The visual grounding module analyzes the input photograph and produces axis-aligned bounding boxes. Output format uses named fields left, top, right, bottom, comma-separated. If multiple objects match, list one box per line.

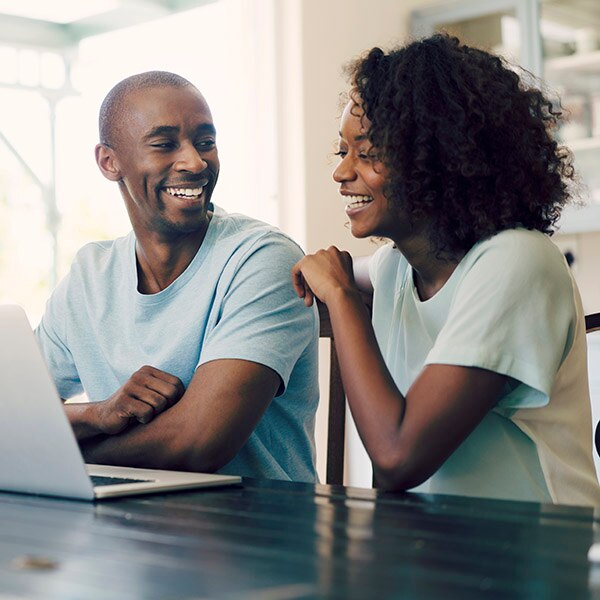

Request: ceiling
left=0, top=0, right=215, bottom=50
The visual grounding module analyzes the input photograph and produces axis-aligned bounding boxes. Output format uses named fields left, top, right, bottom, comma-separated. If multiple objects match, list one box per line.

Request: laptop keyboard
left=90, top=475, right=155, bottom=487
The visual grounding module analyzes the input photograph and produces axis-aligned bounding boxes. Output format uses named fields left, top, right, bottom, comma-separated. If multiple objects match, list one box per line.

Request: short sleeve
left=425, top=231, right=576, bottom=408
left=198, top=234, right=318, bottom=394
left=34, top=274, right=84, bottom=399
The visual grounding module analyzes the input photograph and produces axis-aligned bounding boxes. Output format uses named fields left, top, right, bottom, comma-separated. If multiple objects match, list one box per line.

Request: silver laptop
left=0, top=304, right=241, bottom=500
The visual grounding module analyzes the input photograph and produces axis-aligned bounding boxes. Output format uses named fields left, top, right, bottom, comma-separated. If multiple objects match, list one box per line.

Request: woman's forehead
left=340, top=100, right=370, bottom=137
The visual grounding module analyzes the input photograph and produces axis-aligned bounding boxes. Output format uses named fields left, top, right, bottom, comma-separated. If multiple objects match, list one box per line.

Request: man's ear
left=95, top=143, right=122, bottom=182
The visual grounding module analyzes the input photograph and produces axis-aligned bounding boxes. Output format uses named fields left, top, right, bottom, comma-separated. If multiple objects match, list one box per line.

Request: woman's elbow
left=371, top=446, right=433, bottom=492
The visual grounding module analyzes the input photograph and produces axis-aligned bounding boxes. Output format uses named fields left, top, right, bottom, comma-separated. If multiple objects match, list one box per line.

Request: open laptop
left=0, top=304, right=241, bottom=500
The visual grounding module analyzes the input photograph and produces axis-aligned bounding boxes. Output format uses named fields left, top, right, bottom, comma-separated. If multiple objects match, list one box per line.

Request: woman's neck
left=393, top=234, right=464, bottom=301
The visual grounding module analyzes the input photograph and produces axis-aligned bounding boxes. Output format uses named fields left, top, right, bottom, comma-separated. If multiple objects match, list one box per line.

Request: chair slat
left=318, top=300, right=345, bottom=486
left=585, top=312, right=600, bottom=458
left=586, top=312, right=600, bottom=334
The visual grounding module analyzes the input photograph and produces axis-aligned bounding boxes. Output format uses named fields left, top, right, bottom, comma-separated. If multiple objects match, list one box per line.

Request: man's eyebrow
left=194, top=123, right=217, bottom=136
left=143, top=125, right=179, bottom=140
left=143, top=123, right=217, bottom=141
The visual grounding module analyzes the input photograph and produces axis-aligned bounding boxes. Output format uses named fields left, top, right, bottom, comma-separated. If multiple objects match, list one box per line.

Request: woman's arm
left=292, top=247, right=506, bottom=490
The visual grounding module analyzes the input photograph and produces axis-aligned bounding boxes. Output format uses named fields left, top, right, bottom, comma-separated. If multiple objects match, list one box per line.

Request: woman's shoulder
left=369, top=242, right=409, bottom=279
left=467, top=228, right=568, bottom=276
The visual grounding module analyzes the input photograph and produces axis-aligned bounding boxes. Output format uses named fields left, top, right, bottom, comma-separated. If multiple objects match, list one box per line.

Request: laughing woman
left=292, top=34, right=600, bottom=505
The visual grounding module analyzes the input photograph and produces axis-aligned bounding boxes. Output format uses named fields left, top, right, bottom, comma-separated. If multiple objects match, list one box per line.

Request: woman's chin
left=349, top=222, right=373, bottom=239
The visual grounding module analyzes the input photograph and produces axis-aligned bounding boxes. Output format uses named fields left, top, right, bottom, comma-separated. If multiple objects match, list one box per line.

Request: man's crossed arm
left=65, top=359, right=280, bottom=472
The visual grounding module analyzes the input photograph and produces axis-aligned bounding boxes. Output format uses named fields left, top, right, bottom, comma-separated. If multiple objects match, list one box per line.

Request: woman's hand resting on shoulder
left=292, top=246, right=357, bottom=307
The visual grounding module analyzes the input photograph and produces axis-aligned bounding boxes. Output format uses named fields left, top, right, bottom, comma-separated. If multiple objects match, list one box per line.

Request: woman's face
left=333, top=101, right=405, bottom=240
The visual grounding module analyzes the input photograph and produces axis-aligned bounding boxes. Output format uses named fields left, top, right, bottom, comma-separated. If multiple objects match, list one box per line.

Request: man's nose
left=174, top=142, right=207, bottom=172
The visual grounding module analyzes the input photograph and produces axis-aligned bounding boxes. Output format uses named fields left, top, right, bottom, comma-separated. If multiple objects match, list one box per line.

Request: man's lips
left=161, top=179, right=210, bottom=200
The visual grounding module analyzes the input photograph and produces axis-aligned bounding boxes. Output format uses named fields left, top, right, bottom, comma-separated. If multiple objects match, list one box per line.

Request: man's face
left=108, top=85, right=219, bottom=239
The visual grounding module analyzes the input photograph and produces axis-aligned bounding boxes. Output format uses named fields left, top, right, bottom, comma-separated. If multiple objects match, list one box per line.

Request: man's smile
left=164, top=186, right=205, bottom=200
left=160, top=177, right=211, bottom=203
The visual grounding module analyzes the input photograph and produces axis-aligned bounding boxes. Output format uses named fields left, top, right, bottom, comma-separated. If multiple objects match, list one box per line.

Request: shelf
left=557, top=203, right=600, bottom=234
left=545, top=49, right=600, bottom=74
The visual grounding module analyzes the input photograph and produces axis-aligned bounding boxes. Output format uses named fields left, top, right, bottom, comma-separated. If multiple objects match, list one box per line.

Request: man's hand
left=66, top=366, right=184, bottom=440
left=96, top=366, right=185, bottom=434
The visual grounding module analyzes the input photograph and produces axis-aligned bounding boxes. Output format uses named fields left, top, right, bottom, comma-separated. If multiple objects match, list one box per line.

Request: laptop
left=0, top=304, right=241, bottom=500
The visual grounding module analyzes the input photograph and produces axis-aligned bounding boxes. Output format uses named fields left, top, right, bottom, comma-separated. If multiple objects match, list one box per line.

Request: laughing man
left=35, top=71, right=318, bottom=481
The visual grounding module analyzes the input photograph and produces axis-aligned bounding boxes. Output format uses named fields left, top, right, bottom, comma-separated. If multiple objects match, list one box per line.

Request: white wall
left=276, top=0, right=431, bottom=255
left=273, top=0, right=442, bottom=485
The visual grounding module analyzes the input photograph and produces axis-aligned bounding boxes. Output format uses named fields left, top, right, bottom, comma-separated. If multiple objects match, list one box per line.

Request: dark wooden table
left=1, top=478, right=599, bottom=599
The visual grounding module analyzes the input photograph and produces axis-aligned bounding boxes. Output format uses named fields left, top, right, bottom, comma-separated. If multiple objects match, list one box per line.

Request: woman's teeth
left=345, top=195, right=373, bottom=209
left=165, top=187, right=203, bottom=199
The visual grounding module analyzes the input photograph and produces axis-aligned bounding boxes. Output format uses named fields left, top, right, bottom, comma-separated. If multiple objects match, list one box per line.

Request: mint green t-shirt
left=369, top=228, right=600, bottom=505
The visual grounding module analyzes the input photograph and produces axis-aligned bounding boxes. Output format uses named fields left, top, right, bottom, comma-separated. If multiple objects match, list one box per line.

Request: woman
left=292, top=34, right=600, bottom=505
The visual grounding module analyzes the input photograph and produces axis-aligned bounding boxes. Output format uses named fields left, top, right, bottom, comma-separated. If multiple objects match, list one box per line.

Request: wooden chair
left=587, top=313, right=600, bottom=334
left=317, top=300, right=346, bottom=485
left=586, top=313, right=600, bottom=457
left=318, top=295, right=372, bottom=486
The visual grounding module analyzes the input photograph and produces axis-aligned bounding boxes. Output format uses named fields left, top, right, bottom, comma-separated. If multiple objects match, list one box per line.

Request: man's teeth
left=165, top=187, right=204, bottom=198
left=345, top=195, right=373, bottom=209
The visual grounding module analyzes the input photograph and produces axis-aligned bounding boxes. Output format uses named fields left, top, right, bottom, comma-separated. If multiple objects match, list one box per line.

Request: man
left=34, top=71, right=319, bottom=482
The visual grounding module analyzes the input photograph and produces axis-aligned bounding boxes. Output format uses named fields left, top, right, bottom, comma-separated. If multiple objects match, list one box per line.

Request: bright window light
left=0, top=0, right=277, bottom=323
left=0, top=0, right=120, bottom=23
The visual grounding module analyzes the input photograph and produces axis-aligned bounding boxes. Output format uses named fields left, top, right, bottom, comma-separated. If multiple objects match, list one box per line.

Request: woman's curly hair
left=347, top=33, right=575, bottom=256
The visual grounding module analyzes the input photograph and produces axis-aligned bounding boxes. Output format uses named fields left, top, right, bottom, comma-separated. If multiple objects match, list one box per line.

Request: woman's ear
left=95, top=143, right=122, bottom=182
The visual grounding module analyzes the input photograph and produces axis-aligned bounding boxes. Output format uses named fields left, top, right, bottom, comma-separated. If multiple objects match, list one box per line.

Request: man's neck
left=134, top=222, right=211, bottom=295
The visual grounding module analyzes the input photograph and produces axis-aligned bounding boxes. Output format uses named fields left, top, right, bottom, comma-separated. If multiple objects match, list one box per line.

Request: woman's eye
left=334, top=150, right=347, bottom=158
left=362, top=151, right=380, bottom=162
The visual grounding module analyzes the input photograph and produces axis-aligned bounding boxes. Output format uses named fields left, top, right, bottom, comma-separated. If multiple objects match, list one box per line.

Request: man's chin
left=151, top=211, right=211, bottom=238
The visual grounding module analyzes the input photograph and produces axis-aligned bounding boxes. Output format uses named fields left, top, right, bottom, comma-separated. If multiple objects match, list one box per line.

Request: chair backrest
left=318, top=294, right=373, bottom=486
left=585, top=313, right=600, bottom=457
left=587, top=313, right=600, bottom=334
left=317, top=300, right=346, bottom=486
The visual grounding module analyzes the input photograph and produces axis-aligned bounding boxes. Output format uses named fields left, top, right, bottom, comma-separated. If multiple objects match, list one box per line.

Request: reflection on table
left=0, top=477, right=598, bottom=599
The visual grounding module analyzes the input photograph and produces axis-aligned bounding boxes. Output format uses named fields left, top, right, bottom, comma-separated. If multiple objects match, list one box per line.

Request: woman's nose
left=333, top=156, right=355, bottom=183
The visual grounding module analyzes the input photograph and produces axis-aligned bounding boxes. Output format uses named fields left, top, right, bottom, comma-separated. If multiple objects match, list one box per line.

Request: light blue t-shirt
left=370, top=228, right=600, bottom=505
left=35, top=206, right=319, bottom=482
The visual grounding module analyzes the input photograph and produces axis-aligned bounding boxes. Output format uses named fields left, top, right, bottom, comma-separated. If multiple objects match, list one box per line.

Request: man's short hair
left=99, top=71, right=195, bottom=148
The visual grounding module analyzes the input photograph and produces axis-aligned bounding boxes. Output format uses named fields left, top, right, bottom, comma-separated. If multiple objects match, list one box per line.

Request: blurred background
left=1, top=0, right=599, bottom=485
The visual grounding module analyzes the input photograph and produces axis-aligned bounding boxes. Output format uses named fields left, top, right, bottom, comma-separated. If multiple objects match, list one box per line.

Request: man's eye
left=196, top=139, right=216, bottom=150
left=151, top=142, right=176, bottom=149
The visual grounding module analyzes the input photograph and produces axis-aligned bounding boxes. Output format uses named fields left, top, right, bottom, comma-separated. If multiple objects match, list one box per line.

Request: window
left=0, top=0, right=277, bottom=323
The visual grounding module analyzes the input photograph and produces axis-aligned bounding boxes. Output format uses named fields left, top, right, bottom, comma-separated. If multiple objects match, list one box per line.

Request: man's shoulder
left=211, top=207, right=304, bottom=257
left=71, top=232, right=133, bottom=274
left=75, top=232, right=131, bottom=255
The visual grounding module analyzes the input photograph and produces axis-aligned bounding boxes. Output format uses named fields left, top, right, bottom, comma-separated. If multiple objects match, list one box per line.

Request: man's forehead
left=110, top=86, right=214, bottom=148
left=124, top=85, right=211, bottom=119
